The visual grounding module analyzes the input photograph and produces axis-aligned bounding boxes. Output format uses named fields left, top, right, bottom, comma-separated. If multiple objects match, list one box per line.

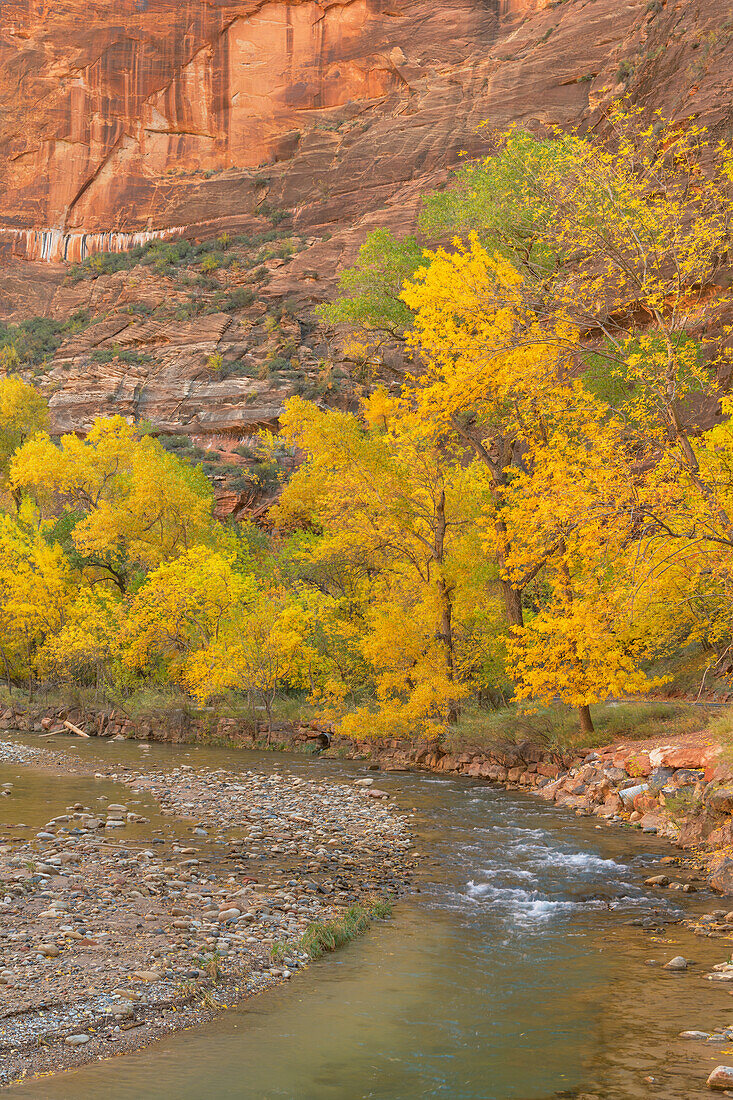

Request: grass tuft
left=299, top=899, right=393, bottom=960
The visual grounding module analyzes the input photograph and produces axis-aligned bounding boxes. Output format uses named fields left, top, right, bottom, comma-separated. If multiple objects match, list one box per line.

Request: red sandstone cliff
left=0, top=0, right=731, bottom=507
left=3, top=0, right=730, bottom=263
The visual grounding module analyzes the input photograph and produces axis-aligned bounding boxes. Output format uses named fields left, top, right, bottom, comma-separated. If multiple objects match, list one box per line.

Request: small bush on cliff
left=0, top=314, right=89, bottom=369
left=221, top=287, right=255, bottom=311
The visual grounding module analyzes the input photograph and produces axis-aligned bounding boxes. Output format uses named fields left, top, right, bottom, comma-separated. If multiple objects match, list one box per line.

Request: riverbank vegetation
left=445, top=700, right=712, bottom=753
left=274, top=898, right=394, bottom=963
left=2, top=104, right=733, bottom=744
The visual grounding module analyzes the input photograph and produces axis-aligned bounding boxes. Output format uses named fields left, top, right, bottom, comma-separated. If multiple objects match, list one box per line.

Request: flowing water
left=3, top=735, right=731, bottom=1100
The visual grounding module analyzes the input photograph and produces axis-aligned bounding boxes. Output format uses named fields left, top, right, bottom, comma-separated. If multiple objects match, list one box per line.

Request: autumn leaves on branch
left=2, top=103, right=733, bottom=738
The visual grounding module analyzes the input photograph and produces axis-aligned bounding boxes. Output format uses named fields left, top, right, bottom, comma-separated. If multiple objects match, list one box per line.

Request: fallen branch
left=63, top=719, right=90, bottom=738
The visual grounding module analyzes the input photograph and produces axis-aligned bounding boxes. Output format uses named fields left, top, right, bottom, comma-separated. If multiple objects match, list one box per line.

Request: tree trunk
left=447, top=421, right=527, bottom=631
left=434, top=489, right=459, bottom=724
left=437, top=576, right=458, bottom=724
left=494, top=509, right=524, bottom=628
left=501, top=580, right=524, bottom=628
left=0, top=645, right=12, bottom=694
left=578, top=704, right=594, bottom=736
left=264, top=694, right=273, bottom=745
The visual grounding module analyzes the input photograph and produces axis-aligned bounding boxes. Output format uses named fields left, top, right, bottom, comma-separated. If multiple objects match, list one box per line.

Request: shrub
left=250, top=460, right=280, bottom=490
left=0, top=312, right=90, bottom=368
left=200, top=253, right=223, bottom=274
left=159, top=435, right=193, bottom=452
left=222, top=287, right=255, bottom=311
left=234, top=441, right=257, bottom=460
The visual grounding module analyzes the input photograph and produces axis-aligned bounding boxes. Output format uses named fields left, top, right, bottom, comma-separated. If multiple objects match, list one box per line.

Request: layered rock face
left=0, top=0, right=731, bottom=470
left=0, top=0, right=504, bottom=259
left=3, top=0, right=730, bottom=261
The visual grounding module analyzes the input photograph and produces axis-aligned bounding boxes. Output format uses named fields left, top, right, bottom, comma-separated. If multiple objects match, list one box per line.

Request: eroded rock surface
left=0, top=0, right=731, bottom=494
left=2, top=0, right=731, bottom=266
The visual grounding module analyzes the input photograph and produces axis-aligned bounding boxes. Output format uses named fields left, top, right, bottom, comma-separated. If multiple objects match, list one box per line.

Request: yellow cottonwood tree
left=0, top=504, right=72, bottom=696
left=11, top=416, right=214, bottom=590
left=630, top=399, right=733, bottom=663
left=187, top=587, right=310, bottom=737
left=37, top=587, right=124, bottom=689
left=498, top=384, right=657, bottom=732
left=0, top=377, right=47, bottom=501
left=122, top=549, right=246, bottom=688
left=428, top=109, right=733, bottom=592
left=276, top=391, right=499, bottom=735
left=401, top=234, right=578, bottom=628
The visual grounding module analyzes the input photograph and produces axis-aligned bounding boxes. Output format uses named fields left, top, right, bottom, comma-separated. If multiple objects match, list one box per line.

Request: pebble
left=218, top=908, right=241, bottom=922
left=664, top=956, right=688, bottom=971
left=706, top=972, right=733, bottom=983
left=0, top=736, right=415, bottom=1084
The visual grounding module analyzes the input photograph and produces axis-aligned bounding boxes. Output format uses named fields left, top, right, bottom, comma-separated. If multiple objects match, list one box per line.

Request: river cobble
left=0, top=741, right=415, bottom=1087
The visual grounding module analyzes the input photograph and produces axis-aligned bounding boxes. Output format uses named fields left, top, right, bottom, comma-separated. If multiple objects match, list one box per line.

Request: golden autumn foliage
left=10, top=417, right=215, bottom=589
left=0, top=376, right=47, bottom=498
left=0, top=501, right=72, bottom=696
left=275, top=392, right=505, bottom=736
left=0, top=106, right=732, bottom=738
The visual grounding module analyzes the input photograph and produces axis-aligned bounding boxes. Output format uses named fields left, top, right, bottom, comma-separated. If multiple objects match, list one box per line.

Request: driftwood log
left=63, top=719, right=90, bottom=738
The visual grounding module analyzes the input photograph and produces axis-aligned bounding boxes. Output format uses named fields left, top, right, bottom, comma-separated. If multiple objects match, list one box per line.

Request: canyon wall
left=3, top=0, right=730, bottom=262
left=0, top=0, right=731, bottom=481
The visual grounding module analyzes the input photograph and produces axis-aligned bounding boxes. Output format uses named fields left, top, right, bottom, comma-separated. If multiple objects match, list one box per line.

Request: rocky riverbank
left=356, top=733, right=733, bottom=895
left=6, top=724, right=733, bottom=1093
left=5, top=700, right=733, bottom=893
left=0, top=738, right=414, bottom=1089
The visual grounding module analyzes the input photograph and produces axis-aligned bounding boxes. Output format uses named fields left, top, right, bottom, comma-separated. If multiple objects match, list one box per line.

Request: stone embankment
left=0, top=737, right=414, bottom=1087
left=353, top=735, right=733, bottom=894
left=0, top=702, right=330, bottom=751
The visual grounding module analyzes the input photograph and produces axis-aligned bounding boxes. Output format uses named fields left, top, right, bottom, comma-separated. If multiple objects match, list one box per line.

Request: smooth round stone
left=663, top=956, right=688, bottom=971
left=218, top=908, right=241, bottom=922
left=707, top=1065, right=733, bottom=1090
left=65, top=1034, right=91, bottom=1046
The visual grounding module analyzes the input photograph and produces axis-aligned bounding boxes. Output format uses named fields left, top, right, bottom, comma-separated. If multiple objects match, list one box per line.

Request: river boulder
left=707, top=1065, right=733, bottom=1090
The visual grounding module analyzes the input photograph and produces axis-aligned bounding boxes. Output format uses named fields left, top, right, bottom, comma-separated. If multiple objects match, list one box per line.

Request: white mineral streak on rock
left=0, top=226, right=185, bottom=264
